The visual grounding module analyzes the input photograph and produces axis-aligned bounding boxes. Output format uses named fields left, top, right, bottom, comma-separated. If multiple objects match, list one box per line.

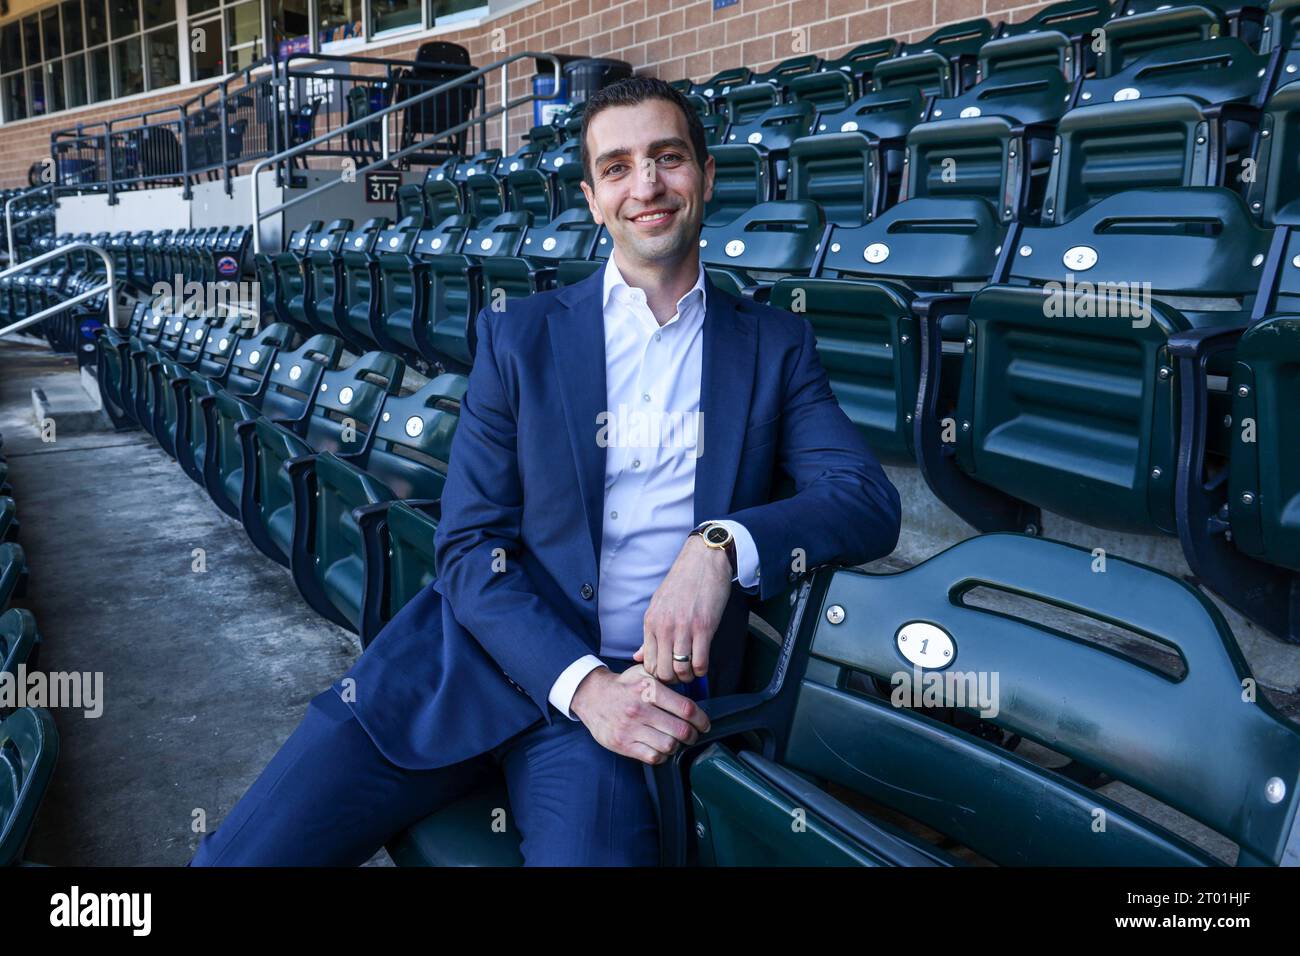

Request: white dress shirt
left=547, top=256, right=760, bottom=719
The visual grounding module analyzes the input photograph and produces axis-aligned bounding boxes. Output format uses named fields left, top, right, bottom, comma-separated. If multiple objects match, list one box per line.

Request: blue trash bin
left=533, top=73, right=569, bottom=127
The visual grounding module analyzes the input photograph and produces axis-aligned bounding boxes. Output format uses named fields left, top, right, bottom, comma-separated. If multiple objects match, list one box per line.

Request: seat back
left=1098, top=1, right=1243, bottom=76
left=256, top=334, right=346, bottom=425
left=359, top=372, right=469, bottom=500
left=781, top=534, right=1300, bottom=865
left=816, top=39, right=900, bottom=96
left=984, top=0, right=1113, bottom=75
left=698, top=200, right=825, bottom=296
left=301, top=350, right=405, bottom=455
left=873, top=18, right=995, bottom=96
left=1246, top=80, right=1300, bottom=225
left=0, top=707, right=58, bottom=866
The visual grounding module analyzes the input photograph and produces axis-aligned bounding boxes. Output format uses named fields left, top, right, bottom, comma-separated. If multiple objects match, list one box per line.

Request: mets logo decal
left=216, top=256, right=239, bottom=277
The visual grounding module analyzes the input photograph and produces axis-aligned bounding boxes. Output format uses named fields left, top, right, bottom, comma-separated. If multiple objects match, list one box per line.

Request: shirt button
left=580, top=583, right=594, bottom=600
left=632, top=459, right=641, bottom=468
left=610, top=510, right=618, bottom=520
left=654, top=332, right=662, bottom=341
left=642, top=393, right=651, bottom=402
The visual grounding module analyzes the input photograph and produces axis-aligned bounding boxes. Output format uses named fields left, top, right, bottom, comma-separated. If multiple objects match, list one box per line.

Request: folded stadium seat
left=1245, top=78, right=1300, bottom=222
left=0, top=543, right=27, bottom=610
left=717, top=100, right=815, bottom=199
left=704, top=143, right=772, bottom=226
left=144, top=230, right=172, bottom=288
left=872, top=18, right=997, bottom=97
left=0, top=498, right=16, bottom=543
left=126, top=231, right=153, bottom=291
left=106, top=231, right=133, bottom=292
left=900, top=64, right=1071, bottom=224
left=807, top=86, right=929, bottom=215
left=649, top=535, right=1300, bottom=866
left=452, top=150, right=505, bottom=221
left=1260, top=0, right=1300, bottom=74
left=917, top=187, right=1269, bottom=538
left=417, top=212, right=532, bottom=371
left=1099, top=0, right=1266, bottom=76
left=479, top=208, right=601, bottom=306
left=813, top=39, right=903, bottom=101
left=500, top=126, right=551, bottom=175
left=419, top=165, right=467, bottom=220
left=286, top=373, right=464, bottom=635
left=182, top=322, right=298, bottom=486
left=1040, top=38, right=1270, bottom=226
left=125, top=298, right=185, bottom=433
left=554, top=226, right=611, bottom=287
left=273, top=221, right=328, bottom=337
left=304, top=220, right=357, bottom=341
left=767, top=196, right=1005, bottom=463
left=254, top=247, right=282, bottom=328
left=386, top=572, right=791, bottom=866
left=93, top=301, right=150, bottom=429
left=677, top=66, right=754, bottom=103
left=1173, top=209, right=1300, bottom=642
left=983, top=0, right=1114, bottom=78
left=143, top=312, right=228, bottom=456
left=697, top=200, right=825, bottom=299
left=338, top=217, right=399, bottom=352
left=718, top=82, right=782, bottom=128
left=505, top=135, right=582, bottom=223
left=378, top=215, right=475, bottom=368
left=0, top=707, right=58, bottom=867
left=240, top=350, right=404, bottom=569
left=0, top=607, right=38, bottom=682
left=202, top=334, right=345, bottom=519
left=395, top=182, right=431, bottom=228
left=753, top=54, right=824, bottom=88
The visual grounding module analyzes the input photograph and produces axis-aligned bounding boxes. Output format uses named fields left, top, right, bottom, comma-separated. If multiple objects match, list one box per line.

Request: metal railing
left=0, top=242, right=119, bottom=337
left=250, top=51, right=563, bottom=254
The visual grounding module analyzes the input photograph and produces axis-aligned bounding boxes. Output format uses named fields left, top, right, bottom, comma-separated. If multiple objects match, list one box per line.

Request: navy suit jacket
left=335, top=268, right=902, bottom=770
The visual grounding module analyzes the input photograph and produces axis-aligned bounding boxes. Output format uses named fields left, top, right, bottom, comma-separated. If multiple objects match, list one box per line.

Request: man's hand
left=636, top=533, right=733, bottom=683
left=571, top=665, right=711, bottom=765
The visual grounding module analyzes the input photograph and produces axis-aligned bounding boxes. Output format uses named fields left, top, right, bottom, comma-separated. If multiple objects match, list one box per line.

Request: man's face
left=580, top=98, right=715, bottom=271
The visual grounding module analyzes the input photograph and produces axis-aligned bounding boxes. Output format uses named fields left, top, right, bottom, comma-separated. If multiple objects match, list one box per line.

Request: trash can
left=533, top=72, right=568, bottom=127
left=563, top=58, right=634, bottom=107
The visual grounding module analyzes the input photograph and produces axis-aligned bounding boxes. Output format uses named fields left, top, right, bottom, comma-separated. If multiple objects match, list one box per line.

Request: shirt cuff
left=702, top=519, right=760, bottom=590
left=548, top=654, right=606, bottom=720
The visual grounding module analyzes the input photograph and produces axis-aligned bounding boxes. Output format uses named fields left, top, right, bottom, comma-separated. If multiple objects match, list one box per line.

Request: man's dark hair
left=579, top=76, right=709, bottom=187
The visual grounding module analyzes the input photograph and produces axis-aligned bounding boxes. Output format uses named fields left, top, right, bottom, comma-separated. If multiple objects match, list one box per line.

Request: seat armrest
left=1167, top=325, right=1245, bottom=358
left=910, top=292, right=973, bottom=320
left=284, top=453, right=318, bottom=475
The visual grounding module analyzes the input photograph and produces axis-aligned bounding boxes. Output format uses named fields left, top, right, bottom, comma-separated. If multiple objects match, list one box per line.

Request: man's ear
left=702, top=153, right=716, bottom=205
left=579, top=180, right=604, bottom=226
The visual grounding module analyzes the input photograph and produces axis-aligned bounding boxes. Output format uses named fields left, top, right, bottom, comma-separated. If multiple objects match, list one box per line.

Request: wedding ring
left=672, top=653, right=691, bottom=663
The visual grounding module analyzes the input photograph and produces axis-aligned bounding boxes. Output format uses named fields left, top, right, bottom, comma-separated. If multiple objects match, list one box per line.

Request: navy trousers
left=190, top=660, right=659, bottom=867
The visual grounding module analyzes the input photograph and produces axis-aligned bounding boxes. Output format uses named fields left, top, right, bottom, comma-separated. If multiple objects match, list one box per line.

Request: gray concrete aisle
left=0, top=341, right=365, bottom=865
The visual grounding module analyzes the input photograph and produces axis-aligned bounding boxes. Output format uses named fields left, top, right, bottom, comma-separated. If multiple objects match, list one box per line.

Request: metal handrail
left=4, top=184, right=58, bottom=268
left=251, top=50, right=563, bottom=254
left=0, top=241, right=118, bottom=337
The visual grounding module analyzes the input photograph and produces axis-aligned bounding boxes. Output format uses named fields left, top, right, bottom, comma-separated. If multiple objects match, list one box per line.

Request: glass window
left=189, top=14, right=225, bottom=80
left=227, top=0, right=263, bottom=72
left=63, top=0, right=85, bottom=52
left=371, top=0, right=420, bottom=35
left=113, top=36, right=143, bottom=95
left=46, top=59, right=67, bottom=111
left=42, top=7, right=63, bottom=60
left=89, top=45, right=112, bottom=101
left=430, top=0, right=483, bottom=23
left=3, top=73, right=26, bottom=121
left=189, top=0, right=221, bottom=15
left=66, top=53, right=89, bottom=107
left=1, top=24, right=21, bottom=65
left=85, top=0, right=109, bottom=45
left=109, top=0, right=141, bottom=39
left=23, top=16, right=41, bottom=67
left=143, top=0, right=175, bottom=30
left=145, top=26, right=178, bottom=88
left=271, top=0, right=310, bottom=57
left=319, top=0, right=362, bottom=45
left=28, top=66, right=47, bottom=115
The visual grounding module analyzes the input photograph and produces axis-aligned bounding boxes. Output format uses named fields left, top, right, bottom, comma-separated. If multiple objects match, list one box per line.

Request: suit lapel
left=546, top=269, right=759, bottom=571
left=693, top=277, right=758, bottom=526
left=548, top=271, right=609, bottom=567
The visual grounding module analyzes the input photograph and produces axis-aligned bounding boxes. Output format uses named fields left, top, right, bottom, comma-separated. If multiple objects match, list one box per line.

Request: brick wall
left=0, top=0, right=1054, bottom=188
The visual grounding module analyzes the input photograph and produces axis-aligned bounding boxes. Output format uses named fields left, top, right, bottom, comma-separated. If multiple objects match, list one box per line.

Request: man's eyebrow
left=592, top=138, right=693, bottom=172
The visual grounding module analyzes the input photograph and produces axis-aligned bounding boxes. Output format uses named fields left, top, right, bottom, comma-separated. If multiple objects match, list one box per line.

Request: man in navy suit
left=191, top=76, right=901, bottom=866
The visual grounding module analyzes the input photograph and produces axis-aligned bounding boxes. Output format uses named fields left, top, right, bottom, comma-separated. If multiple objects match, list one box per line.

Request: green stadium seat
left=656, top=534, right=1300, bottom=866
left=697, top=200, right=825, bottom=298
left=0, top=608, right=39, bottom=678
left=0, top=542, right=27, bottom=610
left=0, top=708, right=58, bottom=867
left=872, top=18, right=995, bottom=97
left=479, top=207, right=600, bottom=302
left=341, top=218, right=407, bottom=352
left=240, top=350, right=403, bottom=570
left=919, top=187, right=1269, bottom=537
left=1245, top=79, right=1300, bottom=224
left=378, top=215, right=474, bottom=366
left=769, top=196, right=1006, bottom=463
left=0, top=498, right=16, bottom=543
left=272, top=221, right=325, bottom=336
left=288, top=374, right=465, bottom=636
left=303, top=220, right=355, bottom=339
left=1098, top=1, right=1263, bottom=76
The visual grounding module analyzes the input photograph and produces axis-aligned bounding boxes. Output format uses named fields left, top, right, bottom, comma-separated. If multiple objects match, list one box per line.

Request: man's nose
left=628, top=159, right=665, bottom=202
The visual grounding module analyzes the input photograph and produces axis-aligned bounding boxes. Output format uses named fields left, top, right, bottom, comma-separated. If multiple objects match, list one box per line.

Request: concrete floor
left=3, top=332, right=1298, bottom=867
left=0, top=340, right=372, bottom=866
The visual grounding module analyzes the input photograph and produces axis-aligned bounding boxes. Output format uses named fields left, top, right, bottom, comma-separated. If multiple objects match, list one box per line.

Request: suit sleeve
left=434, top=308, right=598, bottom=723
left=722, top=316, right=902, bottom=600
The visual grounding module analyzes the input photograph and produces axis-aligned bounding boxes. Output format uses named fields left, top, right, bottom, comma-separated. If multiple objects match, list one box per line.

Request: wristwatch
left=690, top=521, right=737, bottom=577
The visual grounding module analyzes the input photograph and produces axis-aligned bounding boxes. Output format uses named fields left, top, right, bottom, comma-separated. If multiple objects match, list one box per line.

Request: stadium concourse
left=1, top=0, right=1299, bottom=869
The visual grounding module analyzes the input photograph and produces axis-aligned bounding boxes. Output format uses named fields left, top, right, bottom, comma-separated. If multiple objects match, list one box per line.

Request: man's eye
left=603, top=163, right=627, bottom=176
left=657, top=153, right=683, bottom=164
